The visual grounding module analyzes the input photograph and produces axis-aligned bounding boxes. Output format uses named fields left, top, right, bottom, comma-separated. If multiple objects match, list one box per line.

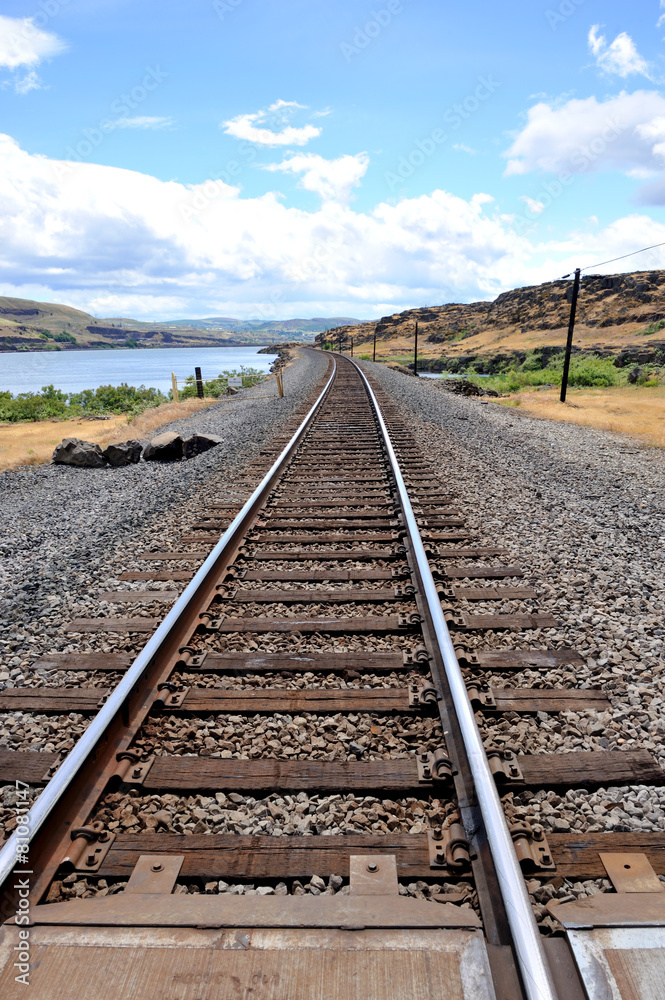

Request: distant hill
left=0, top=295, right=356, bottom=353
left=128, top=316, right=361, bottom=334
left=315, top=270, right=665, bottom=369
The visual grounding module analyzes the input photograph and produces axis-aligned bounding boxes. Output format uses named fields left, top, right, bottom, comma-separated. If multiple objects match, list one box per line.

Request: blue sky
left=1, top=0, right=665, bottom=320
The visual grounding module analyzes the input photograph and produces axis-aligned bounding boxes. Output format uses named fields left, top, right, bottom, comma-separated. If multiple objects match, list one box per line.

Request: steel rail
left=0, top=357, right=337, bottom=890
left=351, top=357, right=558, bottom=1000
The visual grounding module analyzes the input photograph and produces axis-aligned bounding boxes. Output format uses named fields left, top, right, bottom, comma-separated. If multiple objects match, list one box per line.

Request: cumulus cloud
left=264, top=152, right=369, bottom=204
left=223, top=99, right=321, bottom=147
left=503, top=91, right=665, bottom=188
left=588, top=26, right=651, bottom=78
left=0, top=15, right=66, bottom=68
left=1, top=131, right=663, bottom=319
left=110, top=116, right=174, bottom=130
left=0, top=15, right=66, bottom=93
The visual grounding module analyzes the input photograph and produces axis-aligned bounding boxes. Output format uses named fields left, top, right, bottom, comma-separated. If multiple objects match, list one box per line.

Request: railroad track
left=0, top=351, right=663, bottom=1000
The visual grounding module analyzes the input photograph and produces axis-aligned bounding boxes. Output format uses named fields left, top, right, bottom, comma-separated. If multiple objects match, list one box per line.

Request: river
left=0, top=346, right=276, bottom=396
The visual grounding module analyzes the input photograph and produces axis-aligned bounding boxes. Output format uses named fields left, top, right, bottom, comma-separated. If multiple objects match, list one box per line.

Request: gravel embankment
left=361, top=361, right=665, bottom=924
left=0, top=349, right=328, bottom=672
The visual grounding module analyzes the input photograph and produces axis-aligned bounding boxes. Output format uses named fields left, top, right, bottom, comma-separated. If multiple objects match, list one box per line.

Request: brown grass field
left=0, top=398, right=217, bottom=471
left=490, top=385, right=665, bottom=449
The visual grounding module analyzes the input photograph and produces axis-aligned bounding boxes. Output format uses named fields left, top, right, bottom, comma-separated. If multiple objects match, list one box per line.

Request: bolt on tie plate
left=60, top=821, right=116, bottom=873
left=510, top=823, right=556, bottom=873
left=175, top=646, right=208, bottom=670
left=417, top=748, right=456, bottom=788
left=428, top=822, right=474, bottom=871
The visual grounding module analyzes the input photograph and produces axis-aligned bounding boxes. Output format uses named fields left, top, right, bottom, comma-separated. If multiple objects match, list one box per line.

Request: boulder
left=52, top=437, right=106, bottom=468
left=182, top=433, right=222, bottom=459
left=142, top=431, right=183, bottom=462
left=102, top=440, right=142, bottom=467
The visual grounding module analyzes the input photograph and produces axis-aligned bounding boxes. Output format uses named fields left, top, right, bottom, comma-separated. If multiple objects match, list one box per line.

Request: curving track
left=0, top=352, right=663, bottom=1000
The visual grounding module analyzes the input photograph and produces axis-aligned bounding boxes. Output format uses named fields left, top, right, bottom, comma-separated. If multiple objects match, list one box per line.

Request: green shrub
left=0, top=385, right=72, bottom=422
left=358, top=353, right=371, bottom=360
left=70, top=383, right=168, bottom=415
left=468, top=354, right=624, bottom=393
left=0, top=382, right=167, bottom=423
left=54, top=331, right=76, bottom=344
left=178, top=367, right=264, bottom=400
left=640, top=319, right=665, bottom=336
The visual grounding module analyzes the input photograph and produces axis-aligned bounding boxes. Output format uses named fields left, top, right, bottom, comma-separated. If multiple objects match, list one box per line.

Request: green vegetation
left=178, top=367, right=264, bottom=400
left=37, top=329, right=77, bottom=344
left=461, top=351, right=649, bottom=393
left=0, top=383, right=168, bottom=423
left=639, top=319, right=665, bottom=337
left=358, top=353, right=371, bottom=360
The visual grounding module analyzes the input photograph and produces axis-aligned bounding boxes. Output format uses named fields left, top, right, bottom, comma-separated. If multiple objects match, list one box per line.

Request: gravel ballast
left=0, top=349, right=329, bottom=674
left=361, top=360, right=665, bottom=918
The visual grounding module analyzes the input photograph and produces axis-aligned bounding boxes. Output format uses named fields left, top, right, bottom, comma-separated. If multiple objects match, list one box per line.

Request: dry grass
left=0, top=398, right=217, bottom=472
left=492, top=385, right=665, bottom=448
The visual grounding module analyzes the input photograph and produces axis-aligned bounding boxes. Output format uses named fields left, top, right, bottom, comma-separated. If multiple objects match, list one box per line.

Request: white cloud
left=264, top=152, right=369, bottom=204
left=519, top=195, right=545, bottom=215
left=504, top=91, right=665, bottom=187
left=13, top=69, right=41, bottom=94
left=588, top=25, right=651, bottom=78
left=110, top=116, right=174, bottom=130
left=453, top=143, right=476, bottom=154
left=1, top=131, right=664, bottom=319
left=0, top=15, right=66, bottom=69
left=223, top=99, right=322, bottom=147
left=0, top=15, right=66, bottom=94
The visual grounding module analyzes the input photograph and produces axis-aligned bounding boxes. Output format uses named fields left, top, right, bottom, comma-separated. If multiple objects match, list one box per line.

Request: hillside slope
left=0, top=296, right=349, bottom=353
left=316, top=270, right=665, bottom=367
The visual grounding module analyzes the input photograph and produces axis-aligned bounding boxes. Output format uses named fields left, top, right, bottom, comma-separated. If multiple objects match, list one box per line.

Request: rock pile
left=52, top=432, right=222, bottom=469
left=434, top=378, right=499, bottom=397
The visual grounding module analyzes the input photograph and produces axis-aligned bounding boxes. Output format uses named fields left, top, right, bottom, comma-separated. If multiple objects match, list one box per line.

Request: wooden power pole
left=560, top=268, right=581, bottom=402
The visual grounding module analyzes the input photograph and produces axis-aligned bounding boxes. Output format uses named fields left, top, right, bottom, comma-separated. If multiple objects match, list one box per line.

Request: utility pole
left=560, top=268, right=581, bottom=403
left=351, top=337, right=354, bottom=357
left=372, top=327, right=376, bottom=362
left=414, top=321, right=419, bottom=376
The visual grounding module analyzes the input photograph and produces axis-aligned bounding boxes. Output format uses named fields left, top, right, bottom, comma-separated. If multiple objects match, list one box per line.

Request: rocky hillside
left=315, top=270, right=665, bottom=365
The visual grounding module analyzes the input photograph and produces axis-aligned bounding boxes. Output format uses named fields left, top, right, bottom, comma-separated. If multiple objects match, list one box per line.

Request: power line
left=562, top=240, right=665, bottom=279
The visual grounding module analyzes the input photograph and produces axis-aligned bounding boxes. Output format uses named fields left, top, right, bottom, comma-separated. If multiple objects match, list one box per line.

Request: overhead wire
left=561, top=240, right=665, bottom=279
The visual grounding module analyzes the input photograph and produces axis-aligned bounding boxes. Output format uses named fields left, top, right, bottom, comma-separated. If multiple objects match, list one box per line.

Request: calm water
left=0, top=346, right=275, bottom=396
